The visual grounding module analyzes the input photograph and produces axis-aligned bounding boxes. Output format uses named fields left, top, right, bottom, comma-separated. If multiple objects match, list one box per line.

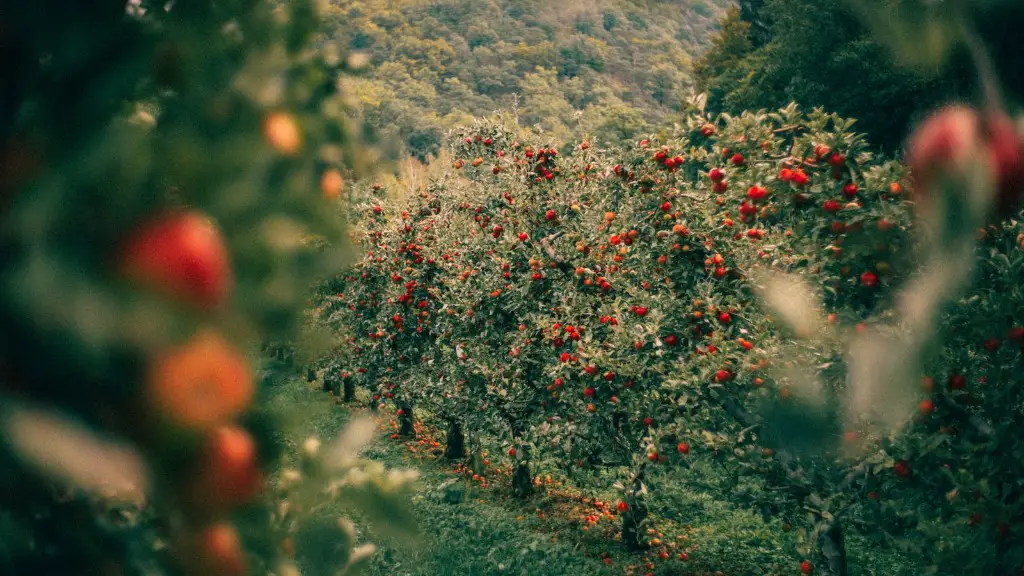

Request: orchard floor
left=263, top=376, right=918, bottom=576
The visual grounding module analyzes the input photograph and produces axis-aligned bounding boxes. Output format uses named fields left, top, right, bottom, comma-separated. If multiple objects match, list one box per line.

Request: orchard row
left=315, top=105, right=1024, bottom=574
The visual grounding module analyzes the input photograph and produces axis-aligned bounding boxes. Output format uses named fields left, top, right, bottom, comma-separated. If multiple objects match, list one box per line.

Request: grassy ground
left=262, top=375, right=916, bottom=576
left=263, top=378, right=621, bottom=575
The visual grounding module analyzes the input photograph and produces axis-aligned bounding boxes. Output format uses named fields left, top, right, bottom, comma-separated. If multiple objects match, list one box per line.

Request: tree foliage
left=316, top=98, right=1024, bottom=574
left=319, top=0, right=731, bottom=160
left=0, top=1, right=411, bottom=574
left=695, top=0, right=1024, bottom=152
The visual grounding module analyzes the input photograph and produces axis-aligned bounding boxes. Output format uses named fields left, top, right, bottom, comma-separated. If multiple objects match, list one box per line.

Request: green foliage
left=319, top=0, right=731, bottom=160
left=0, top=1, right=411, bottom=574
left=694, top=0, right=1024, bottom=152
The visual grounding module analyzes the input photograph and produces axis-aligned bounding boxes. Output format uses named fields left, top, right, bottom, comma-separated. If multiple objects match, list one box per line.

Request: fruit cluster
left=317, top=101, right=1024, bottom=572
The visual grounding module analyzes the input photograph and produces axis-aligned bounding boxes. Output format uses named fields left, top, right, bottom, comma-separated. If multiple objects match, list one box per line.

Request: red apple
left=893, top=460, right=910, bottom=478
left=187, top=425, right=263, bottom=512
left=192, top=523, right=247, bottom=576
left=118, top=211, right=231, bottom=308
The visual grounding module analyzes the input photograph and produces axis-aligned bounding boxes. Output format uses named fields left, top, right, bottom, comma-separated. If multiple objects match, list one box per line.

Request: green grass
left=261, top=375, right=917, bottom=576
left=263, top=378, right=619, bottom=575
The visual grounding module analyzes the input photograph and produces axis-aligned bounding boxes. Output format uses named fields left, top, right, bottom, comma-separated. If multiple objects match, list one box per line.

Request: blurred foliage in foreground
left=0, top=1, right=412, bottom=574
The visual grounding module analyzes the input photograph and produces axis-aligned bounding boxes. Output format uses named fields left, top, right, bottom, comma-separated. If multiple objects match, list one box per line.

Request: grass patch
left=262, top=376, right=915, bottom=575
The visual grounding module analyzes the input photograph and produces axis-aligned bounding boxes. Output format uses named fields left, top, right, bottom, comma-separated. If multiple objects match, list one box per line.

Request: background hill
left=320, top=0, right=732, bottom=160
left=694, top=0, right=1024, bottom=152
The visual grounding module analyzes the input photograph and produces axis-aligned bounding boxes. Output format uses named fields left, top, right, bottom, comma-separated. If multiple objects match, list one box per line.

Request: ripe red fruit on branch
left=715, top=369, right=732, bottom=382
left=508, top=447, right=517, bottom=457
left=717, top=312, right=731, bottom=324
left=677, top=442, right=689, bottom=455
left=118, top=211, right=231, bottom=309
left=192, top=523, right=247, bottom=576
left=709, top=168, right=725, bottom=182
left=730, top=153, right=745, bottom=166
left=800, top=560, right=814, bottom=574
left=949, top=374, right=966, bottom=390
left=746, top=186, right=767, bottom=201
left=188, top=425, right=263, bottom=511
left=545, top=209, right=557, bottom=221
left=823, top=199, right=840, bottom=213
left=907, top=106, right=980, bottom=191
left=860, top=271, right=878, bottom=288
left=919, top=399, right=934, bottom=415
left=985, top=110, right=1024, bottom=214
left=617, top=501, right=629, bottom=512
left=518, top=232, right=529, bottom=242
left=907, top=106, right=1024, bottom=214
left=893, top=460, right=911, bottom=478
left=147, top=330, right=253, bottom=432
left=584, top=387, right=595, bottom=397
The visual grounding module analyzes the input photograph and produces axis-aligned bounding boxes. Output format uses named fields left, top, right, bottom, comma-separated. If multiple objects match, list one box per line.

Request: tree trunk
left=818, top=519, right=847, bottom=576
left=306, top=368, right=316, bottom=382
left=512, top=459, right=533, bottom=498
left=343, top=379, right=355, bottom=402
left=398, top=401, right=414, bottom=436
left=621, top=470, right=650, bottom=551
left=469, top=449, right=484, bottom=474
left=445, top=420, right=465, bottom=460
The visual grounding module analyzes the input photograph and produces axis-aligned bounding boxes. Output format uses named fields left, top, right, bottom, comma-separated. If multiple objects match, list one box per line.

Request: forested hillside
left=319, top=0, right=731, bottom=160
left=695, top=0, right=1024, bottom=151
